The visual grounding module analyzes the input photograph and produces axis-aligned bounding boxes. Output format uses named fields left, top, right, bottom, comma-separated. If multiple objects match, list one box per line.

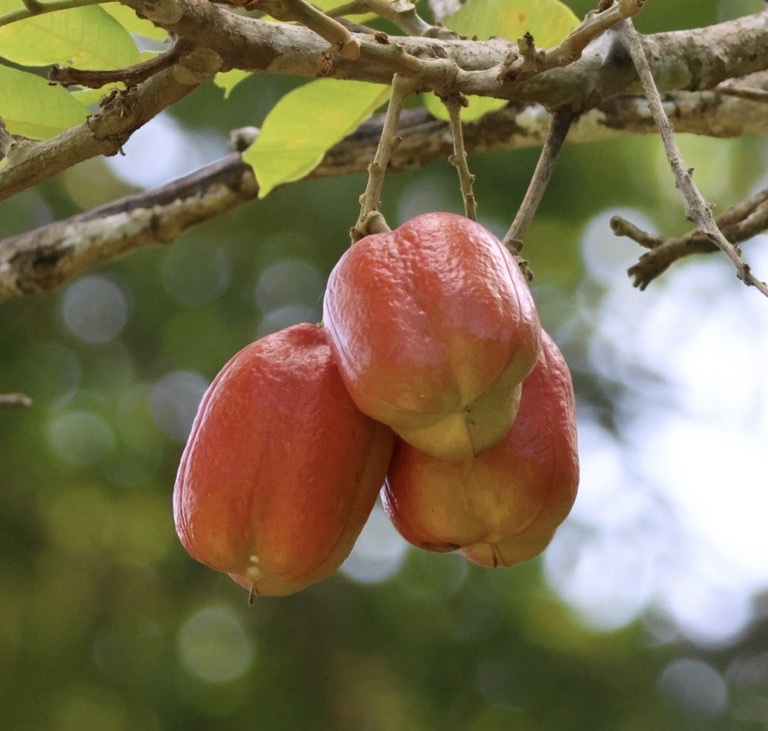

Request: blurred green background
left=2, top=1, right=768, bottom=728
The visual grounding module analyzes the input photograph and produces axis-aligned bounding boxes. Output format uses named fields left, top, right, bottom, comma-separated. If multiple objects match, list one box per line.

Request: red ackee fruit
left=173, top=323, right=395, bottom=597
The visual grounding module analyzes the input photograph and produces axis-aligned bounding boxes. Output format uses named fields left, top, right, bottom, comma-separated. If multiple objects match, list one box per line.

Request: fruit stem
left=352, top=74, right=419, bottom=242
left=503, top=110, right=573, bottom=253
left=443, top=92, right=477, bottom=221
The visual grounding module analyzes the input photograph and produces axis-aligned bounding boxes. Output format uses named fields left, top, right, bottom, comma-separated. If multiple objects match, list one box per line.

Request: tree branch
left=613, top=188, right=768, bottom=289
left=118, top=0, right=768, bottom=110
left=0, top=153, right=256, bottom=300
left=1, top=5, right=766, bottom=205
left=0, top=45, right=222, bottom=202
left=616, top=18, right=768, bottom=297
left=504, top=110, right=572, bottom=252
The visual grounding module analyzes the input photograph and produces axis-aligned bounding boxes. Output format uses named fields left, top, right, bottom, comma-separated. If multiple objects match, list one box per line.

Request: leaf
left=423, top=0, right=579, bottom=122
left=448, top=0, right=579, bottom=47
left=214, top=70, right=252, bottom=99
left=0, top=65, right=88, bottom=140
left=0, top=1, right=140, bottom=69
left=422, top=91, right=507, bottom=124
left=244, top=79, right=390, bottom=198
left=101, top=3, right=170, bottom=42
left=311, top=0, right=376, bottom=22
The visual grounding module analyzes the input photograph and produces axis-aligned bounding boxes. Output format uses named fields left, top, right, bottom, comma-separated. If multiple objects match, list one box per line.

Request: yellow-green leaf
left=244, top=79, right=390, bottom=198
left=0, top=1, right=140, bottom=69
left=448, top=0, right=579, bottom=47
left=0, top=65, right=88, bottom=140
left=424, top=0, right=579, bottom=122
left=101, top=3, right=170, bottom=42
left=311, top=0, right=376, bottom=22
left=214, top=69, right=252, bottom=99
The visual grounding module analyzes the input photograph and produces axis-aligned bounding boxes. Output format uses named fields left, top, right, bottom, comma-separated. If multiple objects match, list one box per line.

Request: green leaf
left=0, top=1, right=140, bottom=69
left=423, top=0, right=579, bottom=122
left=214, top=69, right=252, bottom=99
left=0, top=65, right=88, bottom=140
left=244, top=79, right=390, bottom=198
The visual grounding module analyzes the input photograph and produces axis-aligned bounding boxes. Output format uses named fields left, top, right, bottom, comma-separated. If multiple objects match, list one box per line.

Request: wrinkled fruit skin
left=173, top=323, right=395, bottom=597
left=323, top=212, right=541, bottom=461
left=382, top=330, right=578, bottom=568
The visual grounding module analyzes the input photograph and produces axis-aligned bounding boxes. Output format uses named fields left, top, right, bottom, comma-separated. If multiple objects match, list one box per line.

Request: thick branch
left=1, top=5, right=766, bottom=205
left=0, top=154, right=256, bottom=300
left=121, top=0, right=768, bottom=108
left=2, top=84, right=767, bottom=303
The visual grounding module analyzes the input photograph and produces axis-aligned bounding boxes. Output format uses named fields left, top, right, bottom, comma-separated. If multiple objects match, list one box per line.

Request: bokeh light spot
left=339, top=503, right=409, bottom=584
left=255, top=258, right=325, bottom=313
left=47, top=411, right=115, bottom=465
left=162, top=239, right=231, bottom=306
left=52, top=686, right=129, bottom=731
left=658, top=658, right=728, bottom=719
left=256, top=304, right=319, bottom=338
left=149, top=371, right=209, bottom=442
left=105, top=113, right=228, bottom=189
left=60, top=276, right=128, bottom=344
left=177, top=606, right=255, bottom=684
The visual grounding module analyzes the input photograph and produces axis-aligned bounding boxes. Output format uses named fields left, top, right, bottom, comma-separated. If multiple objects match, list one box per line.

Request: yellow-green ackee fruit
left=382, top=330, right=579, bottom=568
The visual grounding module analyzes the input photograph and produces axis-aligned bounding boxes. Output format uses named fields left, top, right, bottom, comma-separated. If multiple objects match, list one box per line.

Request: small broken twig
left=0, top=393, right=32, bottom=408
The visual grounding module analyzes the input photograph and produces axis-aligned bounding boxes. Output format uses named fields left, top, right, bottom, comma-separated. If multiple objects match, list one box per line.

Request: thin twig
left=616, top=19, right=768, bottom=297
left=544, top=0, right=645, bottom=68
left=443, top=93, right=477, bottom=220
left=49, top=41, right=188, bottom=89
left=498, top=0, right=646, bottom=83
left=353, top=75, right=417, bottom=241
left=255, top=0, right=361, bottom=59
left=503, top=110, right=573, bottom=251
left=327, top=0, right=429, bottom=35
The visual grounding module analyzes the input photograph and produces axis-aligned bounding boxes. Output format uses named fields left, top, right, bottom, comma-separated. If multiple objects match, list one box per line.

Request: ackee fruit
left=173, top=323, right=395, bottom=597
left=323, top=212, right=541, bottom=461
left=381, top=329, right=578, bottom=567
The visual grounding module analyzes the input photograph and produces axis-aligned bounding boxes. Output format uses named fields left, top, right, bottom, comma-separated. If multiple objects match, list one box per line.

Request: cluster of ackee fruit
left=173, top=213, right=579, bottom=597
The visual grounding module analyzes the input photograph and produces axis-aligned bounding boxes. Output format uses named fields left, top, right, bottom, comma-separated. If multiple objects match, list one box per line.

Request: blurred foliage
left=2, top=0, right=768, bottom=729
